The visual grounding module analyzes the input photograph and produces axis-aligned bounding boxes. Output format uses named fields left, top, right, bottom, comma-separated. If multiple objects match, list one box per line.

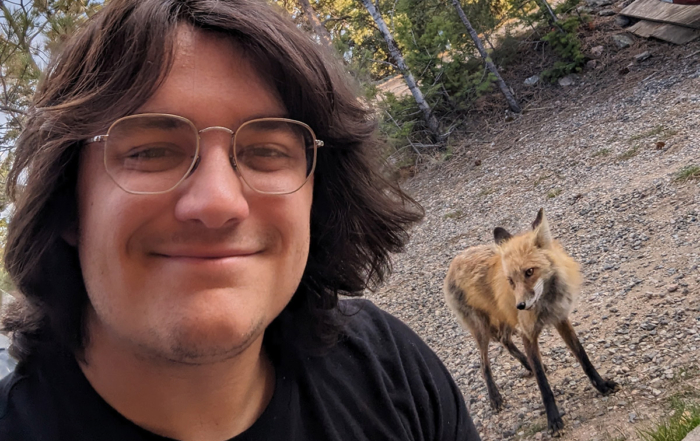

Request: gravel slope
left=365, top=40, right=700, bottom=440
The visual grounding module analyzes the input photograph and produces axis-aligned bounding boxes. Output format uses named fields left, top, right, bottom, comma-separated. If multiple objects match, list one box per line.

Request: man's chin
left=155, top=319, right=266, bottom=366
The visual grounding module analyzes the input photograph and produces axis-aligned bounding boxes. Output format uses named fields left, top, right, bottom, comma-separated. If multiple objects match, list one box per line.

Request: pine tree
left=359, top=0, right=442, bottom=142
left=450, top=0, right=520, bottom=112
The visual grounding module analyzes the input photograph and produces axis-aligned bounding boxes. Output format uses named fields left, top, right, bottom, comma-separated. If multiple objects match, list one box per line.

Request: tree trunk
left=451, top=0, right=521, bottom=113
left=360, top=0, right=442, bottom=142
left=534, top=0, right=564, bottom=33
left=296, top=0, right=333, bottom=50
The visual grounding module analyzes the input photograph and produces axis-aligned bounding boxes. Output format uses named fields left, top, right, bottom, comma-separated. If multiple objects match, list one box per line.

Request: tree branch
left=321, top=15, right=350, bottom=26
left=0, top=0, right=41, bottom=74
left=0, top=104, right=26, bottom=114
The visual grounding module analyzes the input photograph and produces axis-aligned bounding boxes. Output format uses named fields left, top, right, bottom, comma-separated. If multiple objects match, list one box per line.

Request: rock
left=599, top=9, right=615, bottom=16
left=683, top=425, right=700, bottom=441
left=635, top=51, right=652, bottom=62
left=587, top=60, right=599, bottom=70
left=591, top=45, right=605, bottom=57
left=616, top=15, right=632, bottom=27
left=524, top=75, right=540, bottom=86
left=668, top=284, right=679, bottom=292
left=613, top=34, right=634, bottom=49
left=643, top=350, right=659, bottom=362
left=558, top=75, right=575, bottom=87
left=640, top=322, right=656, bottom=331
left=629, top=411, right=637, bottom=422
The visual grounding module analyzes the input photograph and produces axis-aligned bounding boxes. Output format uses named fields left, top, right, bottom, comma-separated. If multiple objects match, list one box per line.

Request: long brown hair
left=3, top=0, right=423, bottom=362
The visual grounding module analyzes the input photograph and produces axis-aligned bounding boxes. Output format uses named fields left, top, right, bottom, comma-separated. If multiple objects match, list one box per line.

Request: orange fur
left=443, top=209, right=618, bottom=434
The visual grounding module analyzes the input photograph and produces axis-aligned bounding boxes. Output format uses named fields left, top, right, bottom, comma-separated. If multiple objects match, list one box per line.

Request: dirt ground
left=366, top=12, right=700, bottom=441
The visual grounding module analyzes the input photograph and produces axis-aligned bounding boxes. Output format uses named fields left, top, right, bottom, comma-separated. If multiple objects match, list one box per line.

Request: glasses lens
left=104, top=115, right=198, bottom=193
left=234, top=120, right=315, bottom=194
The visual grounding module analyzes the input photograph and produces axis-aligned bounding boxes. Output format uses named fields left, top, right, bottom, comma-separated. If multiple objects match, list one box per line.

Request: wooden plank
left=653, top=21, right=700, bottom=42
left=628, top=20, right=662, bottom=37
left=621, top=0, right=700, bottom=29
left=628, top=19, right=700, bottom=43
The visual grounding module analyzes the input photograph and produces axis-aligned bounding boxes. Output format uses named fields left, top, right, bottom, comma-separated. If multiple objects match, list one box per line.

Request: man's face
left=75, top=28, right=313, bottom=364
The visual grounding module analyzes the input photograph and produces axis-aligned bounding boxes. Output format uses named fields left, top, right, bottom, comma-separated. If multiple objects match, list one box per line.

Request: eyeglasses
left=86, top=113, right=324, bottom=195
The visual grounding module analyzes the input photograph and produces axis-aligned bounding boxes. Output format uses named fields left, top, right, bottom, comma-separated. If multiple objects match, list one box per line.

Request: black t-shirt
left=0, top=300, right=480, bottom=440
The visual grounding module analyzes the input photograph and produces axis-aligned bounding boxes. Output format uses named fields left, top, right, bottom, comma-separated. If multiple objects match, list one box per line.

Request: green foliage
left=617, top=144, right=640, bottom=161
left=547, top=188, right=562, bottom=198
left=629, top=125, right=678, bottom=141
left=0, top=0, right=102, bottom=152
left=638, top=399, right=700, bottom=441
left=541, top=15, right=587, bottom=82
left=554, top=0, right=583, bottom=14
left=674, top=165, right=700, bottom=182
left=0, top=1, right=100, bottom=291
left=490, top=32, right=521, bottom=68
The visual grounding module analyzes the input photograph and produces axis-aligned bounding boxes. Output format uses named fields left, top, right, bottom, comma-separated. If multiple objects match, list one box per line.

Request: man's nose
left=173, top=134, right=250, bottom=228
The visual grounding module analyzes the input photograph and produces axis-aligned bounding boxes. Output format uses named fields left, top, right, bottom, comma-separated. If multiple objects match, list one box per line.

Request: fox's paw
left=598, top=379, right=620, bottom=396
left=489, top=393, right=505, bottom=412
left=548, top=417, right=565, bottom=437
left=520, top=364, right=546, bottom=378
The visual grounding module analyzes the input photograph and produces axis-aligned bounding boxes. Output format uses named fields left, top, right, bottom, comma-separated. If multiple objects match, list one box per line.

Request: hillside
left=366, top=21, right=700, bottom=441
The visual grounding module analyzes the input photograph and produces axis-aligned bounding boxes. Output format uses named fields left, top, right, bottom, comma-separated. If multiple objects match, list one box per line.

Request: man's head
left=3, top=0, right=422, bottom=361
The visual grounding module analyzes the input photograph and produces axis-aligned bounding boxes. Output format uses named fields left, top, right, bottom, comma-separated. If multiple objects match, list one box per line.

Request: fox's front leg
left=474, top=327, right=504, bottom=411
left=555, top=319, right=620, bottom=395
left=522, top=334, right=564, bottom=435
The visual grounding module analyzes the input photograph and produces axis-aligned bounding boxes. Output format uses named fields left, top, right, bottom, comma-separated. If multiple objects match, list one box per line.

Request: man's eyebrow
left=234, top=112, right=292, bottom=128
left=128, top=115, right=186, bottom=130
left=133, top=111, right=292, bottom=130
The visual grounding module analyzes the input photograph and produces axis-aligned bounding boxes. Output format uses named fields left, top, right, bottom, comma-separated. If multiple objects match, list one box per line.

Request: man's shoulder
left=284, top=299, right=479, bottom=440
left=337, top=298, right=429, bottom=353
left=0, top=365, right=41, bottom=439
left=331, top=298, right=451, bottom=385
left=0, top=368, right=22, bottom=417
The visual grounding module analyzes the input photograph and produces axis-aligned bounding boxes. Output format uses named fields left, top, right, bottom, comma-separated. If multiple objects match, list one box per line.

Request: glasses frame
left=86, top=113, right=325, bottom=195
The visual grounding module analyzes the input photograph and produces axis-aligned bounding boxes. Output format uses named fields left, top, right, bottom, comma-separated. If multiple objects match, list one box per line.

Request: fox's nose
left=516, top=302, right=526, bottom=310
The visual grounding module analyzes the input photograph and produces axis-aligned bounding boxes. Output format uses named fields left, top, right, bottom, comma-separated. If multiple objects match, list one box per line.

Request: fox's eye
left=508, top=278, right=515, bottom=288
left=525, top=268, right=534, bottom=278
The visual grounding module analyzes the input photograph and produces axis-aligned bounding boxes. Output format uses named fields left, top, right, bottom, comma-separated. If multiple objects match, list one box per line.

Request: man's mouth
left=154, top=248, right=260, bottom=260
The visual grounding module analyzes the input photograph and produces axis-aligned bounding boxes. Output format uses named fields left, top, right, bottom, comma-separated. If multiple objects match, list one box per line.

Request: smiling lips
left=155, top=248, right=260, bottom=260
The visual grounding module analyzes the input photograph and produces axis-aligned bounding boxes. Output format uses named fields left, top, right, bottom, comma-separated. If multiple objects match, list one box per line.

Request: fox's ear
left=532, top=209, right=552, bottom=248
left=494, top=227, right=512, bottom=245
left=532, top=208, right=544, bottom=229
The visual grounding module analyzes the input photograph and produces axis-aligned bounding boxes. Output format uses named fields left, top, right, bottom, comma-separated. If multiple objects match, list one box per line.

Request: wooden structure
left=620, top=0, right=700, bottom=44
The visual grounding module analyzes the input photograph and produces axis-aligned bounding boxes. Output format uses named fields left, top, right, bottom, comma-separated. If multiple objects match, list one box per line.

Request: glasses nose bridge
left=198, top=125, right=235, bottom=146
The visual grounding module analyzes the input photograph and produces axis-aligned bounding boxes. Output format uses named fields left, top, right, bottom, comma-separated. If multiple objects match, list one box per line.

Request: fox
left=443, top=209, right=619, bottom=435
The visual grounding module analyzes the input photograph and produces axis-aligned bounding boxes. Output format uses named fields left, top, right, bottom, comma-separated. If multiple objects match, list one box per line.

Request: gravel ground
left=365, top=37, right=700, bottom=440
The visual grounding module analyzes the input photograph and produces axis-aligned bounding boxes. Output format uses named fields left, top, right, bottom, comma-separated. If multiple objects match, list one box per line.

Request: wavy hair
left=2, top=0, right=423, bottom=362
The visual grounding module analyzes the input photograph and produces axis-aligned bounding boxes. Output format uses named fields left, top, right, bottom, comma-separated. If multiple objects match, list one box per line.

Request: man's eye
left=237, top=144, right=297, bottom=173
left=128, top=147, right=175, bottom=159
left=120, top=144, right=188, bottom=172
left=250, top=147, right=288, bottom=158
left=525, top=268, right=534, bottom=278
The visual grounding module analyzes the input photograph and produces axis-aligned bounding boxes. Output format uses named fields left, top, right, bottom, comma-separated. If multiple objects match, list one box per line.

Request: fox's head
left=493, top=208, right=556, bottom=311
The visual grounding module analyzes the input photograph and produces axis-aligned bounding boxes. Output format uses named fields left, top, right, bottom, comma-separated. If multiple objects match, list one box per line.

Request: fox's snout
left=516, top=302, right=526, bottom=310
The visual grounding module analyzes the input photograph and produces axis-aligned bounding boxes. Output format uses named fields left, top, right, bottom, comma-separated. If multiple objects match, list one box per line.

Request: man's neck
left=78, top=321, right=275, bottom=441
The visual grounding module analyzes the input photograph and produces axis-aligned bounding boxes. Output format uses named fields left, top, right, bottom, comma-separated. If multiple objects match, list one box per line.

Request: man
left=0, top=0, right=480, bottom=439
